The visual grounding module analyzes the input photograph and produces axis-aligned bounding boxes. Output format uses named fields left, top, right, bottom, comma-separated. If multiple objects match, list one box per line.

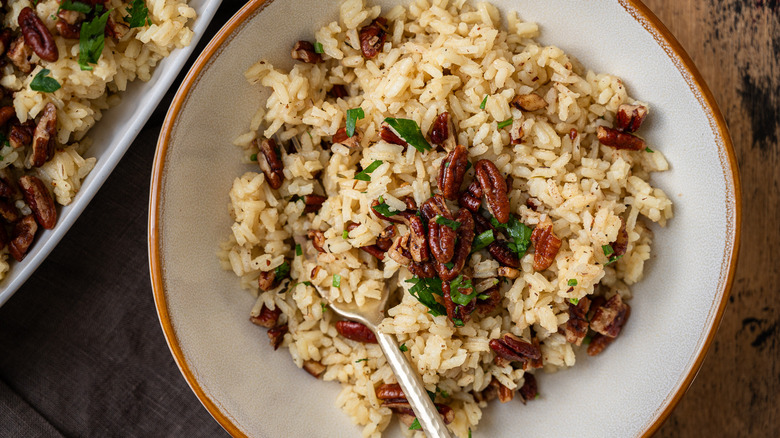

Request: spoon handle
left=375, top=331, right=452, bottom=438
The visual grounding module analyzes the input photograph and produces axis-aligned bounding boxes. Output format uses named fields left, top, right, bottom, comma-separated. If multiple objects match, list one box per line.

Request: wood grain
left=642, top=0, right=779, bottom=436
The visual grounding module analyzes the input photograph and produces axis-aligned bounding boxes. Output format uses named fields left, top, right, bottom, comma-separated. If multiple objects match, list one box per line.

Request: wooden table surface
left=642, top=0, right=779, bottom=436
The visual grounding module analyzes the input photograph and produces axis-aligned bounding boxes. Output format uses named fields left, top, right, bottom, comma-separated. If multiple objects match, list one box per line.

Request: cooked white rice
left=219, top=0, right=673, bottom=436
left=0, top=0, right=196, bottom=280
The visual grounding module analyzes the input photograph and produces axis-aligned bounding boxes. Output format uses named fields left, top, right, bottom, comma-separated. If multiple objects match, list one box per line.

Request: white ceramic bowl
left=0, top=0, right=223, bottom=307
left=149, top=1, right=741, bottom=436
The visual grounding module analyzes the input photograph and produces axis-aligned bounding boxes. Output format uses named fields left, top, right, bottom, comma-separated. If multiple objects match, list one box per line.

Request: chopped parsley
left=471, top=229, right=495, bottom=253
left=469, top=429, right=472, bottom=438
left=249, top=153, right=257, bottom=161
left=125, top=0, right=151, bottom=28
left=346, top=107, right=365, bottom=137
left=569, top=298, right=579, bottom=305
left=373, top=200, right=400, bottom=217
left=354, top=159, right=381, bottom=181
left=435, top=215, right=460, bottom=230
left=399, top=344, right=408, bottom=352
left=480, top=95, right=488, bottom=109
left=383, top=117, right=431, bottom=153
left=78, top=11, right=110, bottom=71
left=355, top=358, right=368, bottom=363
left=59, top=0, right=92, bottom=14
left=342, top=230, right=349, bottom=239
left=491, top=215, right=533, bottom=257
left=477, top=294, right=489, bottom=300
left=602, top=244, right=622, bottom=265
left=645, top=147, right=654, bottom=153
left=497, top=118, right=513, bottom=129
left=332, top=274, right=341, bottom=288
left=439, top=389, right=450, bottom=398
left=453, top=318, right=464, bottom=327
left=568, top=279, right=578, bottom=287
left=295, top=244, right=302, bottom=256
left=444, top=261, right=455, bottom=269
left=29, top=69, right=61, bottom=93
left=583, top=335, right=592, bottom=345
left=314, top=42, right=324, bottom=53
left=449, top=274, right=477, bottom=306
left=321, top=303, right=327, bottom=312
left=406, top=277, right=446, bottom=316
left=409, top=418, right=421, bottom=430
left=274, top=261, right=290, bottom=280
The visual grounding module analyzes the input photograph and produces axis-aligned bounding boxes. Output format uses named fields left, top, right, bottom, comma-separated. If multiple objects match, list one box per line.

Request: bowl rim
left=148, top=0, right=742, bottom=436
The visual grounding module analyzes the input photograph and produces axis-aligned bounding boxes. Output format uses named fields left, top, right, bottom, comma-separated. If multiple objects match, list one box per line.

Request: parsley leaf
left=59, top=0, right=93, bottom=13
left=78, top=11, right=110, bottom=71
left=342, top=230, right=349, bottom=239
left=274, top=262, right=290, bottom=280
left=405, top=277, right=446, bottom=316
left=30, top=69, right=61, bottom=93
left=295, top=244, right=302, bottom=256
left=567, top=279, right=578, bottom=287
left=125, top=0, right=151, bottom=28
left=453, top=318, right=464, bottom=326
left=449, top=274, right=477, bottom=306
left=469, top=429, right=472, bottom=438
left=332, top=274, right=341, bottom=288
left=383, top=118, right=431, bottom=153
left=497, top=118, right=513, bottom=129
left=471, top=229, right=495, bottom=253
left=602, top=244, right=622, bottom=265
left=435, top=215, right=460, bottom=231
left=321, top=303, right=327, bottom=312
left=409, top=418, right=421, bottom=430
left=354, top=159, right=382, bottom=181
left=372, top=200, right=400, bottom=217
left=491, top=215, right=533, bottom=257
left=480, top=95, right=488, bottom=110
left=346, top=108, right=365, bottom=137
left=399, top=344, right=408, bottom=352
left=249, top=153, right=257, bottom=161
left=355, top=358, right=368, bottom=363
left=645, top=147, right=654, bottom=153
left=569, top=298, right=579, bottom=305
left=314, top=42, right=324, bottom=53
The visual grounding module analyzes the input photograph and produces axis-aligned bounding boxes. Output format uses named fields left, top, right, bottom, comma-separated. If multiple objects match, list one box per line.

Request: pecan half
left=8, top=214, right=37, bottom=262
left=332, top=127, right=361, bottom=149
left=376, top=383, right=405, bottom=400
left=530, top=219, right=561, bottom=271
left=19, top=176, right=56, bottom=230
left=257, top=271, right=276, bottom=291
left=386, top=233, right=411, bottom=266
left=489, top=239, right=521, bottom=268
left=590, top=294, right=630, bottom=338
left=597, top=126, right=646, bottom=151
left=498, top=382, right=514, bottom=403
left=376, top=225, right=396, bottom=251
left=379, top=124, right=406, bottom=146
left=250, top=304, right=281, bottom=328
left=565, top=296, right=591, bottom=346
left=30, top=102, right=57, bottom=167
left=475, top=160, right=509, bottom=224
left=303, top=194, right=327, bottom=214
left=307, top=230, right=326, bottom=253
left=358, top=17, right=388, bottom=59
left=429, top=112, right=452, bottom=146
left=489, top=333, right=541, bottom=363
left=437, top=144, right=469, bottom=200
left=55, top=20, right=80, bottom=39
left=267, top=324, right=287, bottom=350
left=408, top=260, right=437, bottom=278
left=611, top=218, right=628, bottom=257
left=458, top=181, right=483, bottom=212
left=303, top=360, right=326, bottom=378
left=616, top=104, right=648, bottom=133
left=517, top=374, right=538, bottom=404
left=0, top=106, right=15, bottom=127
left=291, top=40, right=322, bottom=63
left=406, top=215, right=429, bottom=262
left=0, top=200, right=20, bottom=224
left=420, top=195, right=456, bottom=264
left=524, top=336, right=544, bottom=370
left=7, top=35, right=34, bottom=73
left=9, top=120, right=35, bottom=149
left=511, top=93, right=547, bottom=111
left=434, top=209, right=474, bottom=281
left=442, top=274, right=476, bottom=325
left=586, top=334, right=614, bottom=356
left=256, top=138, right=284, bottom=189
left=476, top=285, right=501, bottom=316
left=328, top=84, right=348, bottom=99
left=335, top=320, right=378, bottom=343
left=19, top=7, right=59, bottom=62
left=359, top=244, right=386, bottom=260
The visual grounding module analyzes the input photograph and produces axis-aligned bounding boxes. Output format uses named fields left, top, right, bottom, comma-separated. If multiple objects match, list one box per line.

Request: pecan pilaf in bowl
left=151, top=0, right=739, bottom=436
left=219, top=0, right=672, bottom=435
left=0, top=0, right=197, bottom=295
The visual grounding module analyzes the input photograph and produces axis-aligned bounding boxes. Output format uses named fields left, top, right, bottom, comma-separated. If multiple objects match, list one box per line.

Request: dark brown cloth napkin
left=0, top=3, right=242, bottom=437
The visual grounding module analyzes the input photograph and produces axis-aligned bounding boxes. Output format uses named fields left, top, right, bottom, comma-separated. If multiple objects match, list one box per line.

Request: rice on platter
left=219, top=0, right=673, bottom=436
left=0, top=0, right=196, bottom=280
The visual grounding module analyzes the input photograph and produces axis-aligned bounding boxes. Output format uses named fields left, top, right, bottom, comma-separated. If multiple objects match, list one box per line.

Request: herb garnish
left=383, top=117, right=431, bottom=153
left=332, top=274, right=341, bottom=288
left=354, top=159, right=382, bottom=181
left=373, top=199, right=400, bottom=217
left=295, top=244, right=302, bottom=256
left=125, top=0, right=151, bottom=28
left=449, top=274, right=476, bottom=306
left=497, top=118, right=513, bottom=129
left=453, top=318, right=464, bottom=327
left=406, top=277, right=446, bottom=316
left=409, top=418, right=421, bottom=430
left=471, top=229, right=495, bottom=253
left=435, top=215, right=460, bottom=231
left=490, top=215, right=532, bottom=256
left=567, top=279, right=578, bottom=287
left=30, top=69, right=61, bottom=93
left=602, top=244, right=622, bottom=265
left=314, top=42, right=324, bottom=53
left=569, top=298, right=579, bottom=305
left=78, top=11, right=110, bottom=71
left=399, top=344, right=408, bottom=352
left=321, top=303, right=328, bottom=312
left=59, top=0, right=92, bottom=13
left=346, top=107, right=365, bottom=137
left=355, top=358, right=368, bottom=363
left=274, top=262, right=290, bottom=280
left=645, top=147, right=654, bottom=153
left=249, top=153, right=257, bottom=161
left=480, top=95, right=488, bottom=109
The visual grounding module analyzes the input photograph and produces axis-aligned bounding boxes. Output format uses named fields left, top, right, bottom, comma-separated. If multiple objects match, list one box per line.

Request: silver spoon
left=316, top=284, right=452, bottom=438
